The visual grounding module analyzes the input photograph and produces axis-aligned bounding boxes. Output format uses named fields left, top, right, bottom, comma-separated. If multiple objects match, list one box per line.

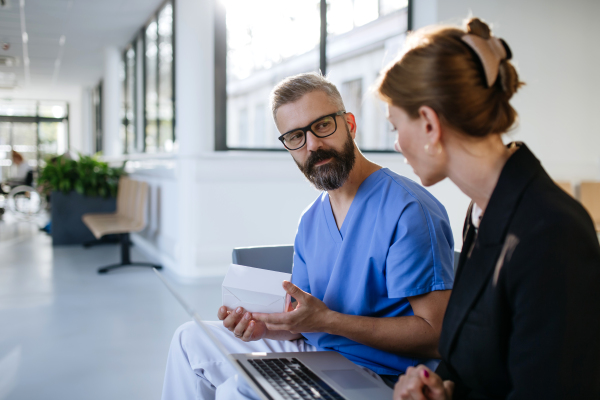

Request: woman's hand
left=394, top=365, right=454, bottom=400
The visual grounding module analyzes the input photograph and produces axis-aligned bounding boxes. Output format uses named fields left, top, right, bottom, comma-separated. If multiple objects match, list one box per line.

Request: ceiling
left=0, top=0, right=166, bottom=89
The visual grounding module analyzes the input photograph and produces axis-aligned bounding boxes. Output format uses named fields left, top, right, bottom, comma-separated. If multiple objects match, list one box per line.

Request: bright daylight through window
left=144, top=1, right=174, bottom=154
left=223, top=0, right=409, bottom=151
left=0, top=99, right=69, bottom=179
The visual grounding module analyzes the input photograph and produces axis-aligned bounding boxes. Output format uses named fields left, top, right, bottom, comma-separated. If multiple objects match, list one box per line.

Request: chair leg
left=97, top=233, right=162, bottom=274
left=83, top=235, right=125, bottom=248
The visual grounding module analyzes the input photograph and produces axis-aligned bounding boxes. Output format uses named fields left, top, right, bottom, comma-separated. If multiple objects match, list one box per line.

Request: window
left=0, top=99, right=69, bottom=178
left=121, top=44, right=137, bottom=154
left=144, top=0, right=174, bottom=153
left=217, top=0, right=410, bottom=151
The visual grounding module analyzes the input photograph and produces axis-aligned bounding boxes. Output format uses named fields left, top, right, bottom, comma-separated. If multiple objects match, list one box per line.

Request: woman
left=376, top=18, right=600, bottom=399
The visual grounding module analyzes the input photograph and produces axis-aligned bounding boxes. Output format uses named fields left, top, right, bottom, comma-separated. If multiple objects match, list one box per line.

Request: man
left=161, top=73, right=454, bottom=400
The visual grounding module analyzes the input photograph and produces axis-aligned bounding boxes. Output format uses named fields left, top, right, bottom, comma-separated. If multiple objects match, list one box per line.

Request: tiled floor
left=0, top=217, right=223, bottom=400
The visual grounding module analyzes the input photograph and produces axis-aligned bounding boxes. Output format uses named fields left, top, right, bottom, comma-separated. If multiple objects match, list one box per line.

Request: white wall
left=118, top=0, right=598, bottom=279
left=429, top=0, right=600, bottom=180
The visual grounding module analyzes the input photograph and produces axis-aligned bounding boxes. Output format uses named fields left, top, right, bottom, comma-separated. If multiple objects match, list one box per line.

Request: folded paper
left=222, top=264, right=291, bottom=314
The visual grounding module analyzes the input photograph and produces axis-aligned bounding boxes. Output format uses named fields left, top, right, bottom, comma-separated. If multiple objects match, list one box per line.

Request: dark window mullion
left=171, top=0, right=176, bottom=144
left=133, top=39, right=138, bottom=153
left=36, top=101, right=40, bottom=172
left=123, top=51, right=129, bottom=154
left=142, top=29, right=147, bottom=153
left=319, top=0, right=327, bottom=76
left=155, top=16, right=160, bottom=152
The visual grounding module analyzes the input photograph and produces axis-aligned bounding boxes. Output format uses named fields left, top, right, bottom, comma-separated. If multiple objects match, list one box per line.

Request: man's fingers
left=242, top=320, right=255, bottom=342
left=282, top=281, right=306, bottom=299
left=222, top=307, right=246, bottom=331
left=217, top=306, right=229, bottom=320
left=252, top=312, right=288, bottom=325
left=233, top=312, right=252, bottom=338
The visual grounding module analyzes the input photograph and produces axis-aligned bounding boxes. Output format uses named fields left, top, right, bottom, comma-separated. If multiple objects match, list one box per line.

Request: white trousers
left=161, top=321, right=318, bottom=400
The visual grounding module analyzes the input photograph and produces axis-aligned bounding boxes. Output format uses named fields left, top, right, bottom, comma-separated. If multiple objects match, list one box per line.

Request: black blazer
left=437, top=143, right=600, bottom=399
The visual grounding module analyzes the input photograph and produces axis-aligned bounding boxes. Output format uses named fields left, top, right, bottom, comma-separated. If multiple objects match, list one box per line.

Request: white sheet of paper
left=222, top=264, right=291, bottom=314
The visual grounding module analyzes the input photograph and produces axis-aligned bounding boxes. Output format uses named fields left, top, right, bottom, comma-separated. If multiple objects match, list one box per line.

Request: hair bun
left=466, top=18, right=491, bottom=39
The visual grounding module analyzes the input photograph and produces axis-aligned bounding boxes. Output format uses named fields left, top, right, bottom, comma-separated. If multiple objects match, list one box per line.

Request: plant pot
left=50, top=191, right=117, bottom=246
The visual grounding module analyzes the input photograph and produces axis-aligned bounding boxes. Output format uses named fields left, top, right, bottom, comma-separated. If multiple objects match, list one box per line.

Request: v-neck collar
left=322, top=168, right=386, bottom=243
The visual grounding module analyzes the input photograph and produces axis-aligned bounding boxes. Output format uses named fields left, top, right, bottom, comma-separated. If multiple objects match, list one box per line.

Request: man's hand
left=218, top=306, right=268, bottom=342
left=252, top=281, right=332, bottom=334
left=394, top=365, right=454, bottom=400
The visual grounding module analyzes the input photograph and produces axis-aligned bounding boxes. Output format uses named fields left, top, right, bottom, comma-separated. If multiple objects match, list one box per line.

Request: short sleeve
left=386, top=200, right=452, bottom=298
left=291, top=218, right=311, bottom=294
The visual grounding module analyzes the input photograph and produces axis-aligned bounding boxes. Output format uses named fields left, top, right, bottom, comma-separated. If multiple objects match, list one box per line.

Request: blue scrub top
left=292, top=168, right=454, bottom=375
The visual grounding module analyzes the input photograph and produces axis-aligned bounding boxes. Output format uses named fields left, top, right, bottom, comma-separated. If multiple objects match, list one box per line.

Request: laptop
left=154, top=268, right=394, bottom=400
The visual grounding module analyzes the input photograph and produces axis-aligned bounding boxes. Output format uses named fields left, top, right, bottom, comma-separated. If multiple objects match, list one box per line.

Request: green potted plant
left=38, top=154, right=126, bottom=245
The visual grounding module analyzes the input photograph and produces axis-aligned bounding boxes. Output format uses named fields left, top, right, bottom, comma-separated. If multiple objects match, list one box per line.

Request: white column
left=173, top=0, right=215, bottom=277
left=102, top=46, right=122, bottom=157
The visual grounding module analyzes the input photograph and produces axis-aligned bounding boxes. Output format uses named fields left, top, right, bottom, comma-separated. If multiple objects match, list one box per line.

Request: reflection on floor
left=0, top=217, right=222, bottom=400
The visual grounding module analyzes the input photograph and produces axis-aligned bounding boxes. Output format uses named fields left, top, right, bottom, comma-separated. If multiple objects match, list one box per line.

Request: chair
left=580, top=181, right=600, bottom=232
left=232, top=245, right=294, bottom=273
left=82, top=176, right=162, bottom=274
left=555, top=180, right=574, bottom=197
left=232, top=245, right=461, bottom=277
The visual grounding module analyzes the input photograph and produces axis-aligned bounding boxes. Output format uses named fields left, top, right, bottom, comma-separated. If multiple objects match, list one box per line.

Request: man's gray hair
left=270, top=72, right=345, bottom=122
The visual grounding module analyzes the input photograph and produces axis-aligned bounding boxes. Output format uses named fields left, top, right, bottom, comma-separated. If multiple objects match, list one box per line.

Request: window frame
left=121, top=41, right=137, bottom=154
left=214, top=0, right=412, bottom=152
left=0, top=99, right=70, bottom=171
left=140, top=0, right=175, bottom=154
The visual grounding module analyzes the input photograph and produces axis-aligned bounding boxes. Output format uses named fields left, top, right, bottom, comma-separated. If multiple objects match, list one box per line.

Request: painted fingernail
left=236, top=307, right=242, bottom=314
left=423, top=370, right=429, bottom=378
left=245, top=313, right=251, bottom=320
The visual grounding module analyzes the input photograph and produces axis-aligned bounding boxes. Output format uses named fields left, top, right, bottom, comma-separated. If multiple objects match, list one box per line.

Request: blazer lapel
left=439, top=142, right=543, bottom=359
left=439, top=239, right=503, bottom=358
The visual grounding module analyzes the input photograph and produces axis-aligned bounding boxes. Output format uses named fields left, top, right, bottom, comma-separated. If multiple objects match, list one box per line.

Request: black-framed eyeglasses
left=278, top=111, right=347, bottom=151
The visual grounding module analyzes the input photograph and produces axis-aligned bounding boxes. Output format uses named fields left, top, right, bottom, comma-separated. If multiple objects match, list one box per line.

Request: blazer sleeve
left=435, top=360, right=473, bottom=399
left=501, top=222, right=600, bottom=400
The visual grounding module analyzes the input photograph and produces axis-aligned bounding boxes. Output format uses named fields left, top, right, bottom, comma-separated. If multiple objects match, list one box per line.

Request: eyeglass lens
left=283, top=115, right=336, bottom=149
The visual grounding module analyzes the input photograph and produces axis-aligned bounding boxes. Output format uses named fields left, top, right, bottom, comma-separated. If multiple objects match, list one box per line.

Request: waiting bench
left=82, top=176, right=161, bottom=274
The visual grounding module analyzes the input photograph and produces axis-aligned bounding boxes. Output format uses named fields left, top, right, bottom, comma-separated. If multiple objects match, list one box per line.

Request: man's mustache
left=305, top=149, right=340, bottom=172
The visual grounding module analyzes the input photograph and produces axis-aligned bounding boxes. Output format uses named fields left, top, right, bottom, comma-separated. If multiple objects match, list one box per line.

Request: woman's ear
left=418, top=106, right=442, bottom=145
left=344, top=112, right=357, bottom=138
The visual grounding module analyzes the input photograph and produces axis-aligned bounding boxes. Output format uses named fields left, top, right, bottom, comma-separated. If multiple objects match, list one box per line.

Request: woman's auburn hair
left=376, top=18, right=524, bottom=137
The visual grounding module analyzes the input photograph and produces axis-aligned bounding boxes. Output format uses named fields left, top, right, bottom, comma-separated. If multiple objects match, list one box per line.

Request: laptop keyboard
left=248, top=358, right=345, bottom=400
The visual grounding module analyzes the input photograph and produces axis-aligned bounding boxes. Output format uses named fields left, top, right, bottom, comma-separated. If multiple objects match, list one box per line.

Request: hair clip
left=462, top=34, right=512, bottom=87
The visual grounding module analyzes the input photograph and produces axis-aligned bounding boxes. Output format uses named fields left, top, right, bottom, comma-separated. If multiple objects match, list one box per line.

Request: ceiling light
left=59, top=35, right=66, bottom=46
left=22, top=32, right=28, bottom=43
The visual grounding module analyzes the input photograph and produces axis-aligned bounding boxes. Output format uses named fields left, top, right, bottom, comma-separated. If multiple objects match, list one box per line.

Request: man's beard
left=295, top=131, right=356, bottom=191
